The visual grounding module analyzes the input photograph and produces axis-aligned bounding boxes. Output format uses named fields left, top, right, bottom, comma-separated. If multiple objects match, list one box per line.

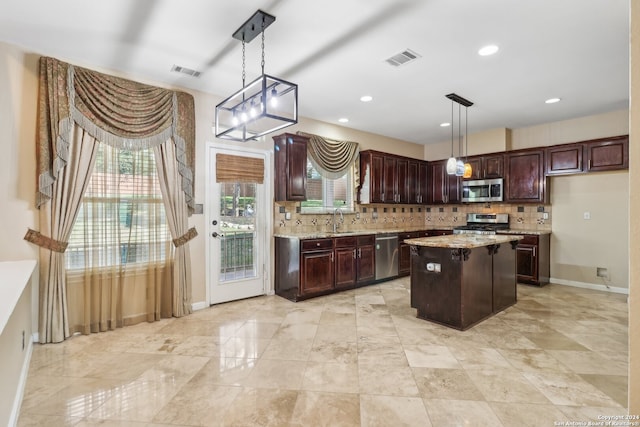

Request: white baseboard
left=549, top=277, right=629, bottom=295
left=191, top=301, right=208, bottom=311
left=31, top=332, right=38, bottom=343
left=9, top=337, right=33, bottom=427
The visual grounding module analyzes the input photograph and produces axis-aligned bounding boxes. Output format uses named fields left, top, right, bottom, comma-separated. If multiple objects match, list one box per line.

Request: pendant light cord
left=450, top=101, right=454, bottom=157
left=261, top=18, right=266, bottom=75
left=465, top=106, right=469, bottom=161
left=458, top=103, right=462, bottom=158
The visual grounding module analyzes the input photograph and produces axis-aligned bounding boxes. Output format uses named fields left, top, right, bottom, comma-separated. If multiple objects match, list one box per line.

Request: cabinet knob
left=317, top=243, right=321, bottom=247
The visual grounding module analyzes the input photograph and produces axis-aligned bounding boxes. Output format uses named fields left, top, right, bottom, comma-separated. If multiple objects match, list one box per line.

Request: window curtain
left=25, top=57, right=197, bottom=343
left=297, top=131, right=360, bottom=184
left=65, top=143, right=174, bottom=334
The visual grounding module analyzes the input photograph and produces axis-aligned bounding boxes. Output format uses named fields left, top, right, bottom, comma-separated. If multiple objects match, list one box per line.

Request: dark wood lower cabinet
left=356, top=235, right=376, bottom=284
left=398, top=232, right=419, bottom=276
left=514, top=234, right=550, bottom=286
left=335, top=237, right=357, bottom=290
left=410, top=241, right=518, bottom=330
left=275, top=235, right=376, bottom=301
left=300, top=242, right=334, bottom=296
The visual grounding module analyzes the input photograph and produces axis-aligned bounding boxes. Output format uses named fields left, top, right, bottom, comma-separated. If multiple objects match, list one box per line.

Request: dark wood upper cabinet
left=545, top=143, right=584, bottom=175
left=463, top=157, right=483, bottom=180
left=383, top=155, right=398, bottom=203
left=417, top=161, right=429, bottom=204
left=396, top=157, right=410, bottom=203
left=505, top=149, right=547, bottom=203
left=273, top=133, right=307, bottom=201
left=462, top=154, right=503, bottom=181
left=585, top=135, right=629, bottom=172
left=483, top=154, right=504, bottom=178
left=359, top=151, right=385, bottom=203
left=429, top=160, right=461, bottom=204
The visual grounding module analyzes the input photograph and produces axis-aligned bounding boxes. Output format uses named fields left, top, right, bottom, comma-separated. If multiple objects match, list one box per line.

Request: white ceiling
left=0, top=0, right=629, bottom=144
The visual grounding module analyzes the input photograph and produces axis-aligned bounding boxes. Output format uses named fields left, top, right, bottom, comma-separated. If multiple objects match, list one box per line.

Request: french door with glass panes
left=207, top=145, right=269, bottom=304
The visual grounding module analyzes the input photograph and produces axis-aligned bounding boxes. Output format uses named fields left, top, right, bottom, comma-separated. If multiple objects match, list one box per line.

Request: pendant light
left=445, top=93, right=474, bottom=176
left=462, top=106, right=473, bottom=178
left=215, top=10, right=298, bottom=142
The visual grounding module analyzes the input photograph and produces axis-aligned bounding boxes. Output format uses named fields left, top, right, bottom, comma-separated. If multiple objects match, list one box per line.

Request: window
left=300, top=158, right=354, bottom=213
left=65, top=144, right=171, bottom=270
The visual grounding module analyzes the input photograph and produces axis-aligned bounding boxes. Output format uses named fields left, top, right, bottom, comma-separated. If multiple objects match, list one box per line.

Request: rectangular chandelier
left=215, top=73, right=298, bottom=141
left=214, top=10, right=298, bottom=142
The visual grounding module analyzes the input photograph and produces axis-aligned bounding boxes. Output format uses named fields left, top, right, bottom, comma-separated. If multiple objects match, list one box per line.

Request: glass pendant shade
left=463, top=162, right=472, bottom=178
left=455, top=159, right=465, bottom=176
left=446, top=156, right=457, bottom=174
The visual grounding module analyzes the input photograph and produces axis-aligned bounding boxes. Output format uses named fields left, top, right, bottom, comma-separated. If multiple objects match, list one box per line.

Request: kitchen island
left=404, top=234, right=521, bottom=330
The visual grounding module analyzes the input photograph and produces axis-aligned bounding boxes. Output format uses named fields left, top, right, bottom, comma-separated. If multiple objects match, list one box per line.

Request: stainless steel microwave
left=461, top=178, right=503, bottom=203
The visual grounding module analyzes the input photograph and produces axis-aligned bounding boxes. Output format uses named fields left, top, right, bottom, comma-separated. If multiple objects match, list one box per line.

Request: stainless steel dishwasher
left=375, top=233, right=399, bottom=280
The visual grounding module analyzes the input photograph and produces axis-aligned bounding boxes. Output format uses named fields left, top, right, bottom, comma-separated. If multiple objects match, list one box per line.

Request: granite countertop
left=273, top=227, right=455, bottom=240
left=404, top=234, right=523, bottom=249
left=497, top=229, right=551, bottom=236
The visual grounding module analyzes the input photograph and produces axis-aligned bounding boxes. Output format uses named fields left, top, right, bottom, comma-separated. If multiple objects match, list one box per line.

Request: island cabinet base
left=410, top=243, right=517, bottom=330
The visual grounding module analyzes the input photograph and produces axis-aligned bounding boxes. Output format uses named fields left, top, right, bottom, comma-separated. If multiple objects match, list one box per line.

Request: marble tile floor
left=18, top=279, right=629, bottom=427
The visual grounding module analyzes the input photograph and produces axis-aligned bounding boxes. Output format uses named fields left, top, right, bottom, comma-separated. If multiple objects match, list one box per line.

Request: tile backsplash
left=274, top=202, right=552, bottom=234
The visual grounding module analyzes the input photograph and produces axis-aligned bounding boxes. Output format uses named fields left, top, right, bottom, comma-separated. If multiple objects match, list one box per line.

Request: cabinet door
left=483, top=154, right=504, bottom=178
left=398, top=232, right=418, bottom=276
left=274, top=133, right=307, bottom=201
left=300, top=250, right=334, bottom=295
left=446, top=173, right=462, bottom=204
left=396, top=158, right=409, bottom=203
left=334, top=247, right=357, bottom=289
left=586, top=136, right=629, bottom=172
left=417, top=162, right=428, bottom=204
left=357, top=244, right=376, bottom=284
left=516, top=244, right=537, bottom=283
left=462, top=157, right=483, bottom=181
left=407, top=160, right=419, bottom=204
left=505, top=150, right=546, bottom=203
left=369, top=153, right=385, bottom=203
left=429, top=161, right=447, bottom=204
left=545, top=143, right=584, bottom=175
left=383, top=156, right=398, bottom=203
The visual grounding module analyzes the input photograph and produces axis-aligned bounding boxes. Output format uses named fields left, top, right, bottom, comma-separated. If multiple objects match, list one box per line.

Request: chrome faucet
left=333, top=207, right=344, bottom=233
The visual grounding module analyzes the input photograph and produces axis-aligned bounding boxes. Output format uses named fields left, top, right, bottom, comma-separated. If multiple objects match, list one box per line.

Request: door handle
left=211, top=232, right=224, bottom=238
left=358, top=248, right=362, bottom=258
left=353, top=249, right=357, bottom=259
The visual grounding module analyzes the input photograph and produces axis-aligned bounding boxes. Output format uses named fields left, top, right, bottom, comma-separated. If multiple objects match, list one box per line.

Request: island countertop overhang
left=404, top=234, right=523, bottom=249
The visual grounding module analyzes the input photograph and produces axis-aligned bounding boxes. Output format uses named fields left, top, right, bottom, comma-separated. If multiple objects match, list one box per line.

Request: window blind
left=216, top=154, right=264, bottom=183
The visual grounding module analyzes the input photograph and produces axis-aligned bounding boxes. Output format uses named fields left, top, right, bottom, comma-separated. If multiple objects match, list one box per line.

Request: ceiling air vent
left=171, top=64, right=201, bottom=78
left=385, top=49, right=421, bottom=67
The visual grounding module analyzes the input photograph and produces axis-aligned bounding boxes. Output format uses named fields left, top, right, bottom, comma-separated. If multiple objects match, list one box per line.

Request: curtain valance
left=296, top=131, right=359, bottom=180
left=36, top=56, right=196, bottom=212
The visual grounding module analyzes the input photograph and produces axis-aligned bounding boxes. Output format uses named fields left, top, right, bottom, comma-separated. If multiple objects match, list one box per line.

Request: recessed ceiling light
left=338, top=118, right=349, bottom=123
left=545, top=97, right=561, bottom=104
left=360, top=95, right=373, bottom=102
left=440, top=122, right=451, bottom=127
left=478, top=45, right=499, bottom=56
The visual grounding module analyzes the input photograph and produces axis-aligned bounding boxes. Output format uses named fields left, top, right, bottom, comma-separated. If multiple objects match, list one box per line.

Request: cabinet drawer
left=301, top=239, right=333, bottom=251
left=398, top=231, right=419, bottom=241
left=518, top=235, right=539, bottom=245
left=357, top=235, right=375, bottom=246
left=334, top=236, right=357, bottom=248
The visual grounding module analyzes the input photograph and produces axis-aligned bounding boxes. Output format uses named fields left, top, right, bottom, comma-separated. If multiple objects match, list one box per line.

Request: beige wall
left=629, top=0, right=639, bottom=412
left=550, top=171, right=629, bottom=290
left=0, top=43, right=39, bottom=262
left=424, top=127, right=512, bottom=161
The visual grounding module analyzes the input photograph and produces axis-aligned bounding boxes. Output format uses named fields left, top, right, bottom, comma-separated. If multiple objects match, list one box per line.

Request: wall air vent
left=385, top=49, right=421, bottom=67
left=171, top=64, right=201, bottom=78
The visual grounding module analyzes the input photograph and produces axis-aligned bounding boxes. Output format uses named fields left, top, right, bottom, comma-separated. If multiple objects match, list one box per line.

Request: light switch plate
left=285, top=212, right=291, bottom=220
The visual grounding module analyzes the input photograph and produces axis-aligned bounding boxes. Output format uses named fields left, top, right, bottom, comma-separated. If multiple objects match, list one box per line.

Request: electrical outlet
left=285, top=212, right=291, bottom=220
left=596, top=267, right=609, bottom=279
left=543, top=212, right=549, bottom=220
